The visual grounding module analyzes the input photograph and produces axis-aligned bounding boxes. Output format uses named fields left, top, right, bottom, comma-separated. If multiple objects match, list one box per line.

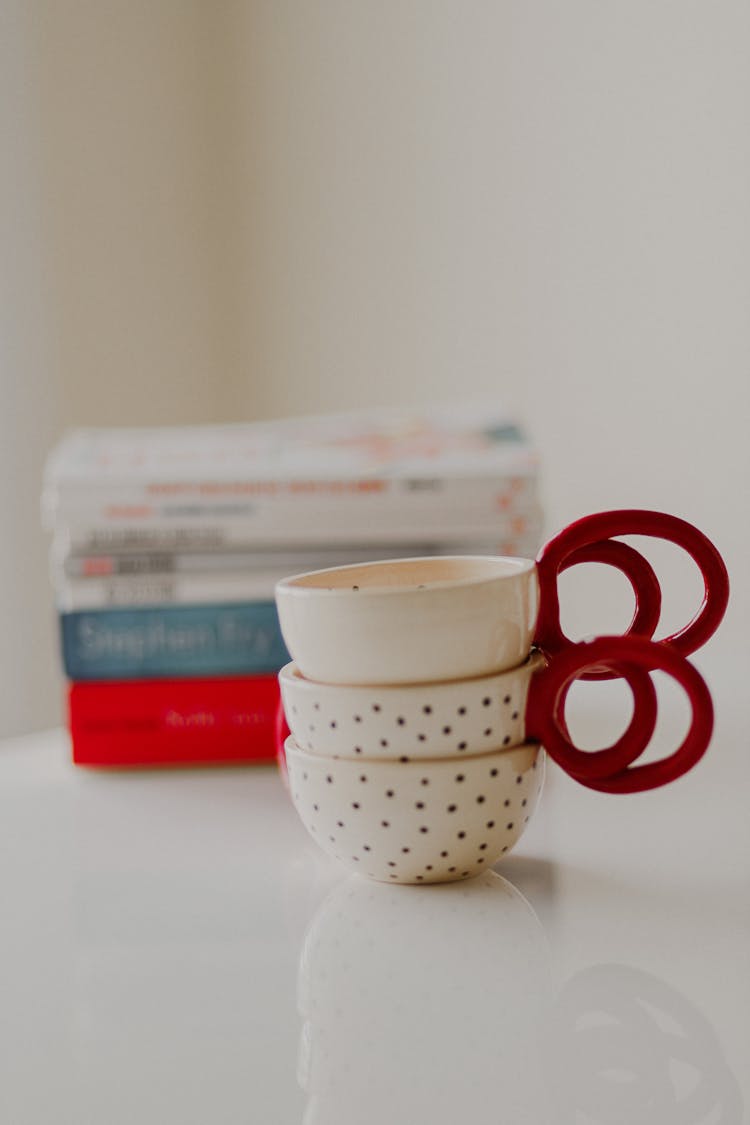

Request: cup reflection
left=297, top=870, right=551, bottom=1125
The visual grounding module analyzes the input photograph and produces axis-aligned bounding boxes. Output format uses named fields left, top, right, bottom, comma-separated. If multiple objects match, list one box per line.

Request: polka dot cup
left=280, top=653, right=541, bottom=760
left=285, top=735, right=544, bottom=884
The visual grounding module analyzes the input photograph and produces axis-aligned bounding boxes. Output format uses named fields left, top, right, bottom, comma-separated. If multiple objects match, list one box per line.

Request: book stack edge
left=44, top=404, right=542, bottom=767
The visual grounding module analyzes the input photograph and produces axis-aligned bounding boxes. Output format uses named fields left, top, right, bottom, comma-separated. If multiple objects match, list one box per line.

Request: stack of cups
left=275, top=509, right=728, bottom=885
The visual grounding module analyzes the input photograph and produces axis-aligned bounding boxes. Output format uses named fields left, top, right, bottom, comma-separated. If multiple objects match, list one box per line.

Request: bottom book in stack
left=68, top=675, right=280, bottom=767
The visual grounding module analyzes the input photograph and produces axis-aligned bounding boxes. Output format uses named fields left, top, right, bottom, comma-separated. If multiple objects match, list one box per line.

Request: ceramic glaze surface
left=279, top=653, right=543, bottom=758
left=285, top=736, right=544, bottom=883
left=275, top=555, right=539, bottom=684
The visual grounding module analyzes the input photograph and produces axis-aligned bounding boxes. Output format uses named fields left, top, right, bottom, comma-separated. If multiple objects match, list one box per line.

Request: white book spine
left=45, top=473, right=539, bottom=530
left=56, top=543, right=461, bottom=579
left=55, top=572, right=284, bottom=610
left=55, top=505, right=543, bottom=554
left=61, top=523, right=541, bottom=555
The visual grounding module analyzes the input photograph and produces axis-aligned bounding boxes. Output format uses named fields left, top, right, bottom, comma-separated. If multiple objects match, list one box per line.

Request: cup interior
left=279, top=555, right=534, bottom=593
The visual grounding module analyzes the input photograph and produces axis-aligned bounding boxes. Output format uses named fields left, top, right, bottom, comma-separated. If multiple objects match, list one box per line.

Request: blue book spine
left=60, top=601, right=290, bottom=681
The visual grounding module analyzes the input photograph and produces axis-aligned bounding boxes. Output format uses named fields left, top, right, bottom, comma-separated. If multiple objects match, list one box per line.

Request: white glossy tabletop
left=1, top=663, right=747, bottom=1124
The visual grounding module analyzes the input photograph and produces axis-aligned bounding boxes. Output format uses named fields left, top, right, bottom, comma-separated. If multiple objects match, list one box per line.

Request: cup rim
left=284, top=732, right=541, bottom=767
left=278, top=650, right=545, bottom=693
left=275, top=554, right=537, bottom=597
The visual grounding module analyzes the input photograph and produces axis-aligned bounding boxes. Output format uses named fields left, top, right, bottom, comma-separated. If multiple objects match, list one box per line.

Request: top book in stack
left=43, top=403, right=542, bottom=557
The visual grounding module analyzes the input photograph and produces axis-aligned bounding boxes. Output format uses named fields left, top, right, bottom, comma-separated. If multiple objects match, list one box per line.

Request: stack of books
left=43, top=404, right=542, bottom=768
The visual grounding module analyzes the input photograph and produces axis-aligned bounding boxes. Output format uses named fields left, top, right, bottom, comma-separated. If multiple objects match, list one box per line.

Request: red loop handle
left=527, top=643, right=659, bottom=780
left=557, top=539, right=662, bottom=680
left=533, top=510, right=729, bottom=671
left=528, top=635, right=714, bottom=794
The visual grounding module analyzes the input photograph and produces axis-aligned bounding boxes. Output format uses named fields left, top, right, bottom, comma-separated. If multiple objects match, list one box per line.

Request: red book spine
left=68, top=676, right=280, bottom=767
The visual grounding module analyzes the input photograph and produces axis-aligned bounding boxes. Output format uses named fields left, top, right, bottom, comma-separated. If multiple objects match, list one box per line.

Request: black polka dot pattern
left=279, top=654, right=545, bottom=761
left=285, top=738, right=544, bottom=884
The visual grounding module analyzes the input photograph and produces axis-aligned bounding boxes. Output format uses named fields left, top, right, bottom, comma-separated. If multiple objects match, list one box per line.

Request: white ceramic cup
left=275, top=509, right=729, bottom=685
left=276, top=554, right=538, bottom=685
left=285, top=734, right=544, bottom=884
left=279, top=653, right=543, bottom=759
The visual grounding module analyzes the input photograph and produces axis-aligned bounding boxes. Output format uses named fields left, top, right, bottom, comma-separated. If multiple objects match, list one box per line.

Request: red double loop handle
left=534, top=510, right=729, bottom=676
left=526, top=635, right=714, bottom=794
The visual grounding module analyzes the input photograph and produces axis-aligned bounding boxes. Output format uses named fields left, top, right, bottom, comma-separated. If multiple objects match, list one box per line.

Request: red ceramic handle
left=526, top=635, right=714, bottom=793
left=533, top=510, right=729, bottom=673
left=556, top=538, right=662, bottom=679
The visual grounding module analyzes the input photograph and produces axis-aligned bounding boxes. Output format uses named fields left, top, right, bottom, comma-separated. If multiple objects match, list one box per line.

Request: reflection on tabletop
left=297, top=871, right=550, bottom=1125
left=296, top=871, right=743, bottom=1125
left=542, top=963, right=743, bottom=1125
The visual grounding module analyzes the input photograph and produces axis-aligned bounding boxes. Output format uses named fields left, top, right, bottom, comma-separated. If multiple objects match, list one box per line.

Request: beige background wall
left=2, top=1, right=748, bottom=736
